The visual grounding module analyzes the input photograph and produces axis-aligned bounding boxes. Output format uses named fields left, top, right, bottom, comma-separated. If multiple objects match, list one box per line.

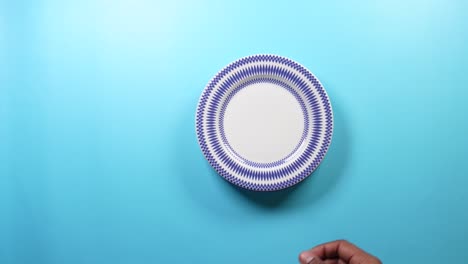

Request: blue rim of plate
left=196, top=54, right=333, bottom=191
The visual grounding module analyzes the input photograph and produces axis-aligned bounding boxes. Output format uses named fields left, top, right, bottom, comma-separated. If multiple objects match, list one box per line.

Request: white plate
left=196, top=55, right=333, bottom=191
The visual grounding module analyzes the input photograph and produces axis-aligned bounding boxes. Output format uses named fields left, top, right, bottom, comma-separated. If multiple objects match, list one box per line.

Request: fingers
left=308, top=240, right=364, bottom=260
left=324, top=260, right=347, bottom=264
left=300, top=240, right=381, bottom=264
left=298, top=253, right=324, bottom=264
left=298, top=252, right=346, bottom=264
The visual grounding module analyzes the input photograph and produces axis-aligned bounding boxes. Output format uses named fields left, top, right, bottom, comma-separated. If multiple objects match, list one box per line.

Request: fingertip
left=299, top=251, right=320, bottom=264
left=299, top=251, right=310, bottom=263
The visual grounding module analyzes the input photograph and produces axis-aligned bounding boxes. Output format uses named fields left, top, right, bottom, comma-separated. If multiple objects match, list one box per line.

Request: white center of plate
left=223, top=81, right=304, bottom=164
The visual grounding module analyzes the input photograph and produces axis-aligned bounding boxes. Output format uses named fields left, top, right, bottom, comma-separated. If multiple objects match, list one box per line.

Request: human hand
left=299, top=240, right=381, bottom=264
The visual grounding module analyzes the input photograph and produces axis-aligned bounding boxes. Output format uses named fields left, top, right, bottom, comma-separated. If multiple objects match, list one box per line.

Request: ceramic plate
left=196, top=55, right=333, bottom=191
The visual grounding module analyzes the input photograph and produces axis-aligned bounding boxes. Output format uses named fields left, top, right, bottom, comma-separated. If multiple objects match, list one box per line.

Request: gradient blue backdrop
left=1, top=0, right=467, bottom=263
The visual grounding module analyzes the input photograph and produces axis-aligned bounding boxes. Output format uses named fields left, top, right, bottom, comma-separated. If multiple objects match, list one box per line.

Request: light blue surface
left=1, top=0, right=467, bottom=263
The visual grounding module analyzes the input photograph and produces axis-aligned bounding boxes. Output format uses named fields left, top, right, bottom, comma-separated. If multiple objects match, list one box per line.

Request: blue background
left=1, top=0, right=467, bottom=263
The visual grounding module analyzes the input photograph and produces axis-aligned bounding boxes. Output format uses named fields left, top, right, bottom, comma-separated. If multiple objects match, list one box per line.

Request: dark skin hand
left=299, top=240, right=382, bottom=264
